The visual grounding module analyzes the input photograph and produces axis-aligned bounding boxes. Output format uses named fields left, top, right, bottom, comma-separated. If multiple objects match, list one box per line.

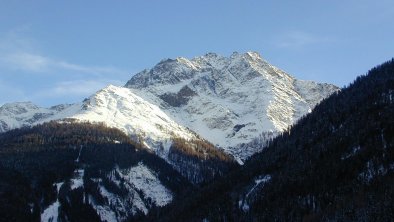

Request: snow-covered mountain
left=0, top=102, right=75, bottom=132
left=125, top=52, right=339, bottom=160
left=0, top=52, right=338, bottom=162
left=0, top=86, right=197, bottom=161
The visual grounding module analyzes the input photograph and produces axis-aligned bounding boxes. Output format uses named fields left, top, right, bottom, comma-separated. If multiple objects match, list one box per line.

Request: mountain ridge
left=0, top=51, right=338, bottom=162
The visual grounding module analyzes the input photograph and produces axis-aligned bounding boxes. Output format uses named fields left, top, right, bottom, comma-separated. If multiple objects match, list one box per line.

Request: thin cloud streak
left=0, top=28, right=131, bottom=106
left=1, top=53, right=50, bottom=72
left=0, top=28, right=128, bottom=76
left=276, top=31, right=333, bottom=49
left=0, top=52, right=127, bottom=76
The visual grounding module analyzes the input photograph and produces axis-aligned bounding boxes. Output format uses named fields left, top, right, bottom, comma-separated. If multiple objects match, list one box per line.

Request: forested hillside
left=169, top=136, right=236, bottom=184
left=148, top=59, right=394, bottom=221
left=0, top=121, right=192, bottom=222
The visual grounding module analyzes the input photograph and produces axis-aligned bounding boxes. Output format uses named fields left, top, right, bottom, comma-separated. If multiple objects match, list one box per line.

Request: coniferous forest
left=0, top=122, right=193, bottom=221
left=144, top=60, right=394, bottom=221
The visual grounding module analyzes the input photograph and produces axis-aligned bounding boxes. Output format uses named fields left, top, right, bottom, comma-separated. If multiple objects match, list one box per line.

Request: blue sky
left=1, top=0, right=393, bottom=106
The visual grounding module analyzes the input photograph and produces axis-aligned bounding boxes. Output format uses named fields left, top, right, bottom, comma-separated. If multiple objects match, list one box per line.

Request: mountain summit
left=125, top=51, right=338, bottom=160
left=0, top=52, right=338, bottom=162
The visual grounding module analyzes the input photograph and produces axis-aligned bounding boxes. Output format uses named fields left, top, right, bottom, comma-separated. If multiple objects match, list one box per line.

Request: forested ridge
left=0, top=120, right=135, bottom=152
left=146, top=60, right=394, bottom=221
left=0, top=121, right=192, bottom=222
left=0, top=120, right=237, bottom=221
left=169, top=136, right=237, bottom=184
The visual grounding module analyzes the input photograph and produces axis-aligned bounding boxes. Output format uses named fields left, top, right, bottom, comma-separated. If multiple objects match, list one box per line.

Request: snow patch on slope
left=118, top=162, right=173, bottom=206
left=89, top=162, right=173, bottom=221
left=41, top=200, right=60, bottom=222
left=239, top=174, right=272, bottom=212
left=70, top=169, right=84, bottom=190
left=89, top=199, right=118, bottom=222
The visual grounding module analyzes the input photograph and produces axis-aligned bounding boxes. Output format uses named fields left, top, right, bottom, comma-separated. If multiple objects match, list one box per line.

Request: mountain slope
left=0, top=86, right=197, bottom=158
left=0, top=121, right=192, bottom=222
left=149, top=59, right=394, bottom=221
left=71, top=85, right=198, bottom=158
left=125, top=52, right=338, bottom=160
left=0, top=102, right=76, bottom=132
left=0, top=85, right=236, bottom=184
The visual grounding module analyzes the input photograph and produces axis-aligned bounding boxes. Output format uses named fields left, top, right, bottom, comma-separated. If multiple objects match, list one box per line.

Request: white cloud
left=57, top=61, right=126, bottom=76
left=2, top=52, right=50, bottom=72
left=0, top=27, right=128, bottom=76
left=0, top=52, right=127, bottom=76
left=0, top=27, right=131, bottom=106
left=276, top=31, right=332, bottom=49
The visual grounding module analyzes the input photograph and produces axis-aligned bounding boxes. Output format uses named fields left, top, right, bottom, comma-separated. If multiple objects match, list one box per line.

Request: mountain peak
left=101, top=84, right=120, bottom=92
left=204, top=52, right=220, bottom=58
left=125, top=52, right=339, bottom=160
left=125, top=51, right=281, bottom=89
left=228, top=51, right=263, bottom=60
left=244, top=51, right=263, bottom=60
